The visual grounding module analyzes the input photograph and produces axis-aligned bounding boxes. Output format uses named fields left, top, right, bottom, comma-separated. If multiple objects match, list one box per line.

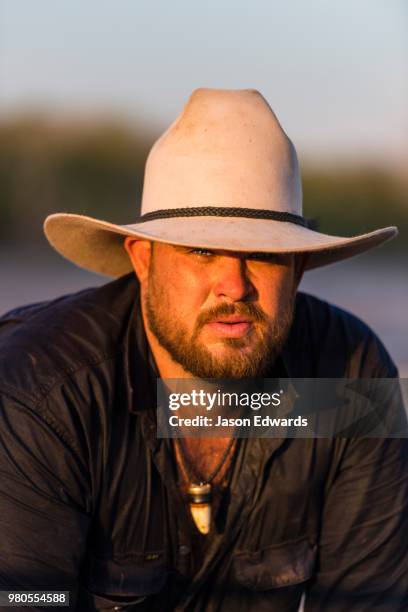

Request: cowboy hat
left=44, top=88, right=397, bottom=276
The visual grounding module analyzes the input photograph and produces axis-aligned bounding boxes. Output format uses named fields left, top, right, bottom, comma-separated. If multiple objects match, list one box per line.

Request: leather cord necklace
left=174, top=436, right=236, bottom=535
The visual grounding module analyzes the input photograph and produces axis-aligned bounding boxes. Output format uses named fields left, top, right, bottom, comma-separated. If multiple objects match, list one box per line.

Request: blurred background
left=0, top=1, right=407, bottom=373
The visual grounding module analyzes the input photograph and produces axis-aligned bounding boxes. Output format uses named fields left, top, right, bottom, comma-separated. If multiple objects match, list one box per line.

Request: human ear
left=124, top=237, right=152, bottom=284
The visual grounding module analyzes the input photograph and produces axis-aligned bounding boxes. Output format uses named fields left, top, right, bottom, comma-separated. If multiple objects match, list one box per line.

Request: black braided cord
left=136, top=206, right=316, bottom=229
left=175, top=436, right=237, bottom=486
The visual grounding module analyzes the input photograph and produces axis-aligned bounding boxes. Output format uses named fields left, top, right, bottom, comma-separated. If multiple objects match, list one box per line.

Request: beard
left=144, top=286, right=295, bottom=379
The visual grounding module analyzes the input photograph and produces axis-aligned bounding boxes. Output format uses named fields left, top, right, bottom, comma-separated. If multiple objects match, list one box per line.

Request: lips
left=215, top=315, right=252, bottom=324
left=206, top=316, right=254, bottom=338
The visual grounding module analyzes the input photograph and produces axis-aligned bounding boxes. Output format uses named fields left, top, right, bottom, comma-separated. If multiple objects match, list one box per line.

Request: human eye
left=247, top=252, right=280, bottom=262
left=190, top=248, right=215, bottom=257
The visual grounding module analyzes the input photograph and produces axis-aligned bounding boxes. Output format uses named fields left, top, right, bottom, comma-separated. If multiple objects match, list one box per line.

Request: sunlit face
left=126, top=240, right=303, bottom=379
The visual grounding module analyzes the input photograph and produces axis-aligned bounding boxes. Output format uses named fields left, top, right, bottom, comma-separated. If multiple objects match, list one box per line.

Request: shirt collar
left=123, top=277, right=157, bottom=416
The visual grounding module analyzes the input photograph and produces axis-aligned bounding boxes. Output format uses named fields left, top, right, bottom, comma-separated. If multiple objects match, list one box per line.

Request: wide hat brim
left=43, top=213, right=397, bottom=277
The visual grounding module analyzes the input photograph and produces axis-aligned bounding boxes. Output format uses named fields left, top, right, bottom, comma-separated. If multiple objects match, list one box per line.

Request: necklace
left=174, top=436, right=237, bottom=535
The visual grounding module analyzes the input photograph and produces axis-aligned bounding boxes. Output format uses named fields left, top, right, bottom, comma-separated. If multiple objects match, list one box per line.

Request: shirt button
left=145, top=553, right=160, bottom=561
left=179, top=545, right=190, bottom=555
left=113, top=607, right=122, bottom=611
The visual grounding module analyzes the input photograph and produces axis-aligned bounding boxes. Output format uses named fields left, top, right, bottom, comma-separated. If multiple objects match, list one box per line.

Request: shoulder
left=0, top=273, right=139, bottom=406
left=288, top=291, right=397, bottom=377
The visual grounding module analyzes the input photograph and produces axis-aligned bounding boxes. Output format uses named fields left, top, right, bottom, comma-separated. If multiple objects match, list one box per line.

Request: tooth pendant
left=187, top=483, right=212, bottom=535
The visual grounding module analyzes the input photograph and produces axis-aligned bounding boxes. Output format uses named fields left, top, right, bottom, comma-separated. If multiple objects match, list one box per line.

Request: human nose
left=212, top=256, right=254, bottom=301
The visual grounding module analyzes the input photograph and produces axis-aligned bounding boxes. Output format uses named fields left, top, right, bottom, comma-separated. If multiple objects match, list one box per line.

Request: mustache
left=195, top=302, right=268, bottom=329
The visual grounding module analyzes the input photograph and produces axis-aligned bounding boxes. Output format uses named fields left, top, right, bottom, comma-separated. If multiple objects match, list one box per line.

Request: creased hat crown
left=141, top=88, right=302, bottom=216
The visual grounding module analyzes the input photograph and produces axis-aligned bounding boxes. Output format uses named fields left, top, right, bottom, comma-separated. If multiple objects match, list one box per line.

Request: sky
left=0, top=0, right=407, bottom=165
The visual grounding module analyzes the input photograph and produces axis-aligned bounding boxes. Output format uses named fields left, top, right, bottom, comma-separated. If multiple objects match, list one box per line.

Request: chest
left=174, top=437, right=237, bottom=486
left=80, top=428, right=332, bottom=609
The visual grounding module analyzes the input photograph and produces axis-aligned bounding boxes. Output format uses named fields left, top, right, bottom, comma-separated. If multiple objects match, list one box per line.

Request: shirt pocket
left=79, top=552, right=168, bottom=611
left=233, top=536, right=317, bottom=591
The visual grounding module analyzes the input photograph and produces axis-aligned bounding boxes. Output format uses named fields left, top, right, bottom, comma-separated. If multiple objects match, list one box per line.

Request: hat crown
left=141, top=88, right=302, bottom=216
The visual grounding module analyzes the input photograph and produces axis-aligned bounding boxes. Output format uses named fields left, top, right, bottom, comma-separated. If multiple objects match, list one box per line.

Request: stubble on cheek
left=142, top=251, right=297, bottom=377
left=144, top=283, right=295, bottom=378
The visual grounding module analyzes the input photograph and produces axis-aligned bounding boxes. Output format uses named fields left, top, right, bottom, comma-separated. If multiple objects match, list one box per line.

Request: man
left=0, top=89, right=407, bottom=611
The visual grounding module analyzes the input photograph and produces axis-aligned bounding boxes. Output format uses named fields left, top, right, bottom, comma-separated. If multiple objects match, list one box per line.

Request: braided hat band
left=137, top=206, right=316, bottom=229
